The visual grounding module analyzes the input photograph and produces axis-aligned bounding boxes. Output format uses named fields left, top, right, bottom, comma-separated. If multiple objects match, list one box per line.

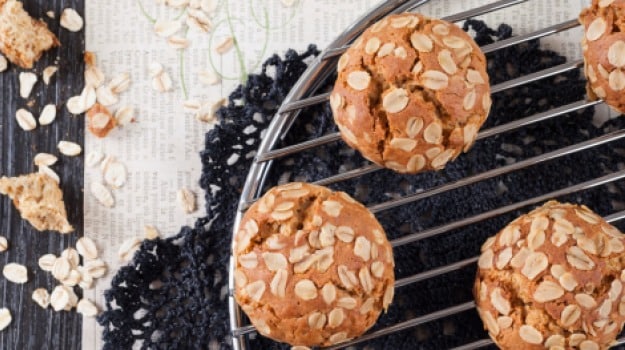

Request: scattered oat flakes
left=108, top=73, right=131, bottom=94
left=52, top=256, right=71, bottom=281
left=34, top=153, right=58, bottom=167
left=76, top=237, right=98, bottom=260
left=61, top=248, right=80, bottom=268
left=15, top=108, right=36, bottom=131
left=118, top=237, right=141, bottom=262
left=152, top=70, right=173, bottom=92
left=19, top=72, right=37, bottom=98
left=196, top=98, right=225, bottom=123
left=114, top=106, right=135, bottom=126
left=183, top=99, right=201, bottom=113
left=280, top=0, right=296, bottom=6
left=198, top=69, right=220, bottom=85
left=85, top=65, right=105, bottom=88
left=177, top=188, right=196, bottom=213
left=0, top=308, right=11, bottom=330
left=60, top=8, right=83, bottom=32
left=32, top=288, right=50, bottom=309
left=61, top=269, right=81, bottom=287
left=0, top=236, right=7, bottom=252
left=148, top=62, right=164, bottom=78
left=83, top=259, right=107, bottom=278
left=50, top=285, right=70, bottom=311
left=39, top=104, right=57, bottom=125
left=215, top=36, right=234, bottom=54
left=103, top=160, right=127, bottom=189
left=168, top=35, right=190, bottom=49
left=186, top=9, right=211, bottom=32
left=58, top=141, right=82, bottom=156
left=46, top=10, right=55, bottom=19
left=38, top=254, right=57, bottom=272
left=76, top=298, right=98, bottom=317
left=38, top=165, right=60, bottom=183
left=66, top=96, right=86, bottom=115
left=90, top=182, right=114, bottom=207
left=95, top=85, right=119, bottom=106
left=85, top=150, right=104, bottom=167
left=144, top=225, right=160, bottom=240
left=154, top=19, right=182, bottom=37
left=3, top=263, right=28, bottom=284
left=43, top=66, right=57, bottom=85
left=0, top=55, right=7, bottom=72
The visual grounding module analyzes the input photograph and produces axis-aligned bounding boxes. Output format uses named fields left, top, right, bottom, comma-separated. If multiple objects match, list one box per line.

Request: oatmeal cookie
left=233, top=182, right=395, bottom=347
left=331, top=13, right=491, bottom=174
left=474, top=201, right=625, bottom=349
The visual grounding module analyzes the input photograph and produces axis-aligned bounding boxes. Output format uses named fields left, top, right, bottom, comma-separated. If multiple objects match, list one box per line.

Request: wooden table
left=0, top=1, right=84, bottom=348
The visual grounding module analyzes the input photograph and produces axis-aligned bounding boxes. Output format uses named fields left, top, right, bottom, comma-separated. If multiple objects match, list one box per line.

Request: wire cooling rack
left=228, top=0, right=625, bottom=349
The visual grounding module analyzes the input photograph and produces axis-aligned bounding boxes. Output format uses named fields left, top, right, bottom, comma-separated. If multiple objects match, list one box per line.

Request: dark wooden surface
left=0, top=1, right=84, bottom=349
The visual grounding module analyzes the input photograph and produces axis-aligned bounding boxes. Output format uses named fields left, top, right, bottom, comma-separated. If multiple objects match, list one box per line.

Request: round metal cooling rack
left=228, top=0, right=625, bottom=349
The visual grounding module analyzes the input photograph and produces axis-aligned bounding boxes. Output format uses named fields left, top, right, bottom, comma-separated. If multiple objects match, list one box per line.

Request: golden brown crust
left=331, top=13, right=491, bottom=174
left=474, top=201, right=625, bottom=350
left=233, top=183, right=395, bottom=347
left=580, top=0, right=625, bottom=113
left=0, top=173, right=73, bottom=234
left=0, top=0, right=59, bottom=69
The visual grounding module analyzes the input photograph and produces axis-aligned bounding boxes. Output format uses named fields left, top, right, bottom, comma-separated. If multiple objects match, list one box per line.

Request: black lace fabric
left=97, top=21, right=625, bottom=350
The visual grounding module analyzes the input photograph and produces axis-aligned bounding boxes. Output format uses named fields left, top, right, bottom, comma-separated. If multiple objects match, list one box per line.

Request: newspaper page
left=83, top=1, right=590, bottom=348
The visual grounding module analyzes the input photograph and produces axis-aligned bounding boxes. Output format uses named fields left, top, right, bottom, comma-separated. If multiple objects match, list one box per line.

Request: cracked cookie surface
left=331, top=13, right=491, bottom=174
left=0, top=173, right=73, bottom=233
left=233, top=182, right=395, bottom=347
left=474, top=201, right=625, bottom=350
left=580, top=0, right=625, bottom=113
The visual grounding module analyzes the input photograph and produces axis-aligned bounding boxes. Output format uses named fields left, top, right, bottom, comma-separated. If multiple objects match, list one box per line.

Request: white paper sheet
left=83, top=1, right=589, bottom=348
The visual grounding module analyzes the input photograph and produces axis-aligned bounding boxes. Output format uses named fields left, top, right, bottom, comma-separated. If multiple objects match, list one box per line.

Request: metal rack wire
left=228, top=0, right=625, bottom=349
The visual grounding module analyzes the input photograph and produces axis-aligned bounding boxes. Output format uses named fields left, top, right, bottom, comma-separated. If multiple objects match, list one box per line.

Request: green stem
left=179, top=50, right=188, bottom=100
left=174, top=8, right=186, bottom=20
left=208, top=20, right=242, bottom=80
left=249, top=0, right=299, bottom=30
left=225, top=0, right=247, bottom=83
left=248, top=7, right=270, bottom=73
left=136, top=0, right=156, bottom=24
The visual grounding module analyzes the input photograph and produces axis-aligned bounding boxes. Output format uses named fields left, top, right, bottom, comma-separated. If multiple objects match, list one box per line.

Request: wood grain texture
left=0, top=1, right=84, bottom=349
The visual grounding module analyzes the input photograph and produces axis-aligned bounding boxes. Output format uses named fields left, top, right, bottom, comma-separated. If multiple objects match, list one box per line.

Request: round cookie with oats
left=474, top=201, right=625, bottom=350
left=330, top=13, right=491, bottom=174
left=233, top=182, right=395, bottom=347
left=580, top=0, right=625, bottom=112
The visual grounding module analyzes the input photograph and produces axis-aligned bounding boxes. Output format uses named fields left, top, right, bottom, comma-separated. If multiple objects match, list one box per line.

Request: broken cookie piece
left=0, top=173, right=73, bottom=233
left=0, top=0, right=60, bottom=69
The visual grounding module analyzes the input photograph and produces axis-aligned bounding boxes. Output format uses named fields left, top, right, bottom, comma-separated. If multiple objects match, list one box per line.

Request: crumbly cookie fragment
left=0, top=173, right=73, bottom=233
left=474, top=201, right=625, bottom=349
left=0, top=0, right=59, bottom=69
left=331, top=13, right=491, bottom=174
left=234, top=183, right=395, bottom=347
left=580, top=0, right=625, bottom=112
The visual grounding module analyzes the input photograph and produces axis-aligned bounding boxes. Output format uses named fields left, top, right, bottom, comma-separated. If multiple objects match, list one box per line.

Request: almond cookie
left=0, top=0, right=60, bottom=69
left=233, top=182, right=395, bottom=347
left=331, top=13, right=491, bottom=174
left=474, top=201, right=625, bottom=349
left=580, top=0, right=625, bottom=113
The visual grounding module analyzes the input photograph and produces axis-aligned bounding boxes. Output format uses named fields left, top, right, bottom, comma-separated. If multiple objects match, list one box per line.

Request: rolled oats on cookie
left=331, top=13, right=491, bottom=174
left=474, top=201, right=625, bottom=349
left=234, top=182, right=395, bottom=347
